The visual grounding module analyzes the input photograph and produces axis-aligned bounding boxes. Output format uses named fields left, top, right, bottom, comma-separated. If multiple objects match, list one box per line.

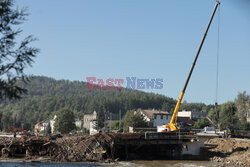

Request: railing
left=144, top=132, right=195, bottom=140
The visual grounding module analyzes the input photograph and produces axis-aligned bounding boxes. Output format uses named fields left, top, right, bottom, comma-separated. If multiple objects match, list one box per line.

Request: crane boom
left=158, top=1, right=220, bottom=132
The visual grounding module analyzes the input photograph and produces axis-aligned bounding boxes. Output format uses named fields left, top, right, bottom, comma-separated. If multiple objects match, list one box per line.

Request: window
left=154, top=115, right=157, bottom=119
left=161, top=115, right=163, bottom=119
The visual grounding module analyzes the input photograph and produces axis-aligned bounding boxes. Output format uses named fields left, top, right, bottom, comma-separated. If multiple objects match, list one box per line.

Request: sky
left=15, top=0, right=250, bottom=104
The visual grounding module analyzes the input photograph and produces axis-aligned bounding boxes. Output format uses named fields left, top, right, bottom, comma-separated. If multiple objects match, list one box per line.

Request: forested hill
left=0, top=76, right=212, bottom=131
left=0, top=76, right=182, bottom=131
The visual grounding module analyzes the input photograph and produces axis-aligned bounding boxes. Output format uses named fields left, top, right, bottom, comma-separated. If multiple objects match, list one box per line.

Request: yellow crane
left=158, top=1, right=220, bottom=132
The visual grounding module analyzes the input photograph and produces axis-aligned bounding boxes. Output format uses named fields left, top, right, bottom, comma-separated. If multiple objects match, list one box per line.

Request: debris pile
left=207, top=138, right=250, bottom=167
left=0, top=133, right=145, bottom=162
left=48, top=133, right=115, bottom=162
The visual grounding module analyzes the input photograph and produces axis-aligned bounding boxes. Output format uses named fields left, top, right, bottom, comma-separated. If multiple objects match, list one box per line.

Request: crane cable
left=215, top=3, right=220, bottom=122
left=215, top=4, right=220, bottom=103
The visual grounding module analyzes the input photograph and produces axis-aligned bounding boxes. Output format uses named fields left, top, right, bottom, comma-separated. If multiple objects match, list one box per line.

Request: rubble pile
left=0, top=133, right=144, bottom=162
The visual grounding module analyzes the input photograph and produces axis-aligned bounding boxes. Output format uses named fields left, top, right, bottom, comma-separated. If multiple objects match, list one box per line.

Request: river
left=0, top=160, right=218, bottom=167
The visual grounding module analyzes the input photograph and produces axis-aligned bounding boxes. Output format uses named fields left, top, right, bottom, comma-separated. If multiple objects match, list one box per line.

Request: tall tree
left=95, top=109, right=105, bottom=130
left=193, top=118, right=210, bottom=129
left=219, top=102, right=237, bottom=130
left=1, top=112, right=12, bottom=131
left=122, top=110, right=148, bottom=132
left=0, top=0, right=39, bottom=99
left=235, top=91, right=250, bottom=121
left=46, top=122, right=51, bottom=134
left=234, top=91, right=250, bottom=130
left=54, top=109, right=76, bottom=133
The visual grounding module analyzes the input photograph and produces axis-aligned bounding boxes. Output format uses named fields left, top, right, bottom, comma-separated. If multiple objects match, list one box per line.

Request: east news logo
left=86, top=77, right=163, bottom=90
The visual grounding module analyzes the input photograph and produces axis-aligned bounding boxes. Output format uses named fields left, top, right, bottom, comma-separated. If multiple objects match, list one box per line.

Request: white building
left=138, top=109, right=172, bottom=127
left=75, top=119, right=83, bottom=129
left=83, top=111, right=97, bottom=130
left=177, top=110, right=207, bottom=120
left=34, top=121, right=49, bottom=133
left=153, top=112, right=172, bottom=127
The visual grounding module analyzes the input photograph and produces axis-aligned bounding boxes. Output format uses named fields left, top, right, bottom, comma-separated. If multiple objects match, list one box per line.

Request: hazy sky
left=16, top=0, right=250, bottom=104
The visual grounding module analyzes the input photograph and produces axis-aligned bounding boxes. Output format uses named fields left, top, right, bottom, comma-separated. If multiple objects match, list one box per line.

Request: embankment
left=207, top=138, right=250, bottom=167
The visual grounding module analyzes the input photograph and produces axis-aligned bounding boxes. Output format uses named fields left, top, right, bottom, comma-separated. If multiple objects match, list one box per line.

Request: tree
left=234, top=91, right=250, bottom=130
left=235, top=91, right=250, bottom=121
left=208, top=106, right=220, bottom=126
left=193, top=118, right=210, bottom=129
left=95, top=109, right=105, bottom=130
left=110, top=120, right=119, bottom=131
left=82, top=128, right=89, bottom=134
left=0, top=0, right=39, bottom=99
left=219, top=102, right=237, bottom=130
left=46, top=122, right=51, bottom=134
left=1, top=112, right=12, bottom=131
left=179, top=103, right=207, bottom=112
left=54, top=109, right=76, bottom=133
left=122, top=110, right=148, bottom=132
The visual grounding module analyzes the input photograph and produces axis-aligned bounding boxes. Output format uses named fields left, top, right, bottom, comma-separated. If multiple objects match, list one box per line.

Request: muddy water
left=0, top=160, right=218, bottom=167
left=107, top=160, right=218, bottom=167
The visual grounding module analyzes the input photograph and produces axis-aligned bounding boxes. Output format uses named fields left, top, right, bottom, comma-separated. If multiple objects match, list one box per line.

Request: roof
left=177, top=117, right=195, bottom=125
left=139, top=109, right=170, bottom=119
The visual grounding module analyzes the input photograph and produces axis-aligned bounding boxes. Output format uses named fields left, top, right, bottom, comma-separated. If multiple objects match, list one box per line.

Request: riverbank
left=207, top=138, right=250, bottom=167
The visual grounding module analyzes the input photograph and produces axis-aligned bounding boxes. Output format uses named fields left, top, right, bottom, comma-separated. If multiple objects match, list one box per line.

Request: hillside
left=0, top=76, right=180, bottom=131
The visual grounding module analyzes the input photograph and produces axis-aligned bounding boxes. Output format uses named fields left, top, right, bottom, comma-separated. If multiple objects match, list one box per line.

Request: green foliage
left=39, top=130, right=45, bottom=134
left=208, top=106, right=220, bottom=126
left=207, top=92, right=250, bottom=130
left=54, top=109, right=76, bottom=134
left=110, top=120, right=120, bottom=131
left=193, top=118, right=210, bottom=129
left=122, top=110, right=148, bottom=132
left=1, top=112, right=13, bottom=132
left=179, top=103, right=210, bottom=112
left=235, top=91, right=250, bottom=122
left=0, top=75, right=248, bottom=132
left=82, top=128, right=89, bottom=134
left=0, top=0, right=39, bottom=100
left=235, top=119, right=249, bottom=131
left=0, top=76, right=177, bottom=131
left=46, top=123, right=51, bottom=134
left=219, top=102, right=237, bottom=130
left=234, top=91, right=250, bottom=130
